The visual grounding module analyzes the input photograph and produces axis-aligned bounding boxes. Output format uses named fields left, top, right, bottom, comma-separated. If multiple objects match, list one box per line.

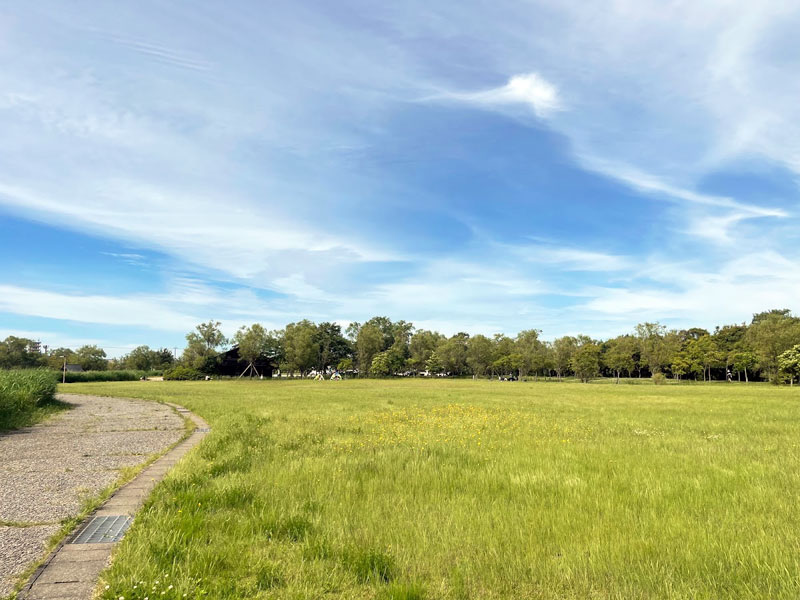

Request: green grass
left=0, top=369, right=65, bottom=431
left=63, top=379, right=800, bottom=599
left=63, top=369, right=151, bottom=383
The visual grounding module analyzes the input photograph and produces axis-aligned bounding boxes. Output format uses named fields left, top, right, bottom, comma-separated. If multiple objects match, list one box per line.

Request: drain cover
left=195, top=427, right=211, bottom=432
left=71, top=515, right=132, bottom=544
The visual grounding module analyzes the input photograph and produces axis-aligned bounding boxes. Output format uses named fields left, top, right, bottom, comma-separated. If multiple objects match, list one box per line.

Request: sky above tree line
left=0, top=1, right=799, bottom=355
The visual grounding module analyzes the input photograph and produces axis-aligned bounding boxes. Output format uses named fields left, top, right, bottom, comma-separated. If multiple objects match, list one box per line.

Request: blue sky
left=1, top=1, right=799, bottom=355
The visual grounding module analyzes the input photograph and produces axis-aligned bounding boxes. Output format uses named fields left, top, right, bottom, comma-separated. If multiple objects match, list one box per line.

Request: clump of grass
left=260, top=514, right=313, bottom=541
left=0, top=368, right=60, bottom=430
left=342, top=547, right=395, bottom=583
left=379, top=582, right=426, bottom=600
left=255, top=562, right=285, bottom=589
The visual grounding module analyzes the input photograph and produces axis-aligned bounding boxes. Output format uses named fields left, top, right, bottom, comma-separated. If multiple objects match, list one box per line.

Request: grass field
left=63, top=379, right=800, bottom=599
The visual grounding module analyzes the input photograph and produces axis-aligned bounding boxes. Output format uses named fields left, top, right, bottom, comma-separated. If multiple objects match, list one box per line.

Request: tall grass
left=63, top=370, right=149, bottom=383
left=64, top=379, right=800, bottom=599
left=0, top=369, right=59, bottom=430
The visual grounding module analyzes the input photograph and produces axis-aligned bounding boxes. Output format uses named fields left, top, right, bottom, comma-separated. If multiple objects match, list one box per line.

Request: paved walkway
left=0, top=394, right=197, bottom=599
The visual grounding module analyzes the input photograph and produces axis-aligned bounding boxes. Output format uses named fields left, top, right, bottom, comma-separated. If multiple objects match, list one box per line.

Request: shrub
left=63, top=370, right=147, bottom=383
left=0, top=369, right=58, bottom=429
left=652, top=372, right=667, bottom=385
left=164, top=366, right=206, bottom=381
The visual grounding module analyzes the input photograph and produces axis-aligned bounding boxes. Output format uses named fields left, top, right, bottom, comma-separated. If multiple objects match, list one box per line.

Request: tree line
left=0, top=340, right=175, bottom=372
left=178, top=309, right=800, bottom=384
left=2, top=308, right=799, bottom=384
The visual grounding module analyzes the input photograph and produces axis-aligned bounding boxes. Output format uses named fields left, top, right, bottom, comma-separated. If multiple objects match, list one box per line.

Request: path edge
left=15, top=397, right=209, bottom=600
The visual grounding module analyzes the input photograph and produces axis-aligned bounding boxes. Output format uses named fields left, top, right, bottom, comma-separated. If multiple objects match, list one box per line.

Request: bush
left=63, top=370, right=147, bottom=383
left=0, top=369, right=58, bottom=429
left=652, top=372, right=667, bottom=385
left=164, top=366, right=206, bottom=381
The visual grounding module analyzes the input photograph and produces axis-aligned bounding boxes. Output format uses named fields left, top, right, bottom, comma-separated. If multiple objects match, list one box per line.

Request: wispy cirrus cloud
left=428, top=73, right=562, bottom=119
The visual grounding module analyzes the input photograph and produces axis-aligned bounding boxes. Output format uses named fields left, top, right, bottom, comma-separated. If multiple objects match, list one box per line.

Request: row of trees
left=3, top=309, right=799, bottom=384
left=175, top=309, right=800, bottom=384
left=0, top=338, right=175, bottom=372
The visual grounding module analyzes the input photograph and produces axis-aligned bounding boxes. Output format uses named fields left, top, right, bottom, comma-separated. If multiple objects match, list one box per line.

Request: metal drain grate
left=70, top=515, right=132, bottom=544
left=195, top=427, right=211, bottom=432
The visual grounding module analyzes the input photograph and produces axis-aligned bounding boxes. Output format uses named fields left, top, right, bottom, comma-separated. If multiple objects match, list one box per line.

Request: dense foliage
left=0, top=368, right=58, bottom=429
left=63, top=370, right=149, bottom=383
left=163, top=366, right=206, bottom=380
left=2, top=309, right=799, bottom=384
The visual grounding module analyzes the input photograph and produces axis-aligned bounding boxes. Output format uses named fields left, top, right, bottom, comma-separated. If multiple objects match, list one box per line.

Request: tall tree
left=604, top=335, right=637, bottom=383
left=466, top=334, right=493, bottom=377
left=0, top=336, right=46, bottom=369
left=745, top=311, right=800, bottom=381
left=437, top=333, right=469, bottom=375
left=356, top=323, right=384, bottom=376
left=283, top=320, right=319, bottom=377
left=183, top=321, right=228, bottom=370
left=46, top=347, right=76, bottom=371
left=778, top=344, right=800, bottom=386
left=314, top=322, right=351, bottom=372
left=570, top=343, right=601, bottom=383
left=409, top=330, right=443, bottom=373
left=552, top=336, right=577, bottom=380
left=233, top=324, right=273, bottom=377
left=635, top=322, right=669, bottom=374
left=516, top=329, right=542, bottom=379
left=75, top=345, right=108, bottom=371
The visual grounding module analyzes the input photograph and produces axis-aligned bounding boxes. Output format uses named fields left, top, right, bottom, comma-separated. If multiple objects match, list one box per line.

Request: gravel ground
left=0, top=393, right=184, bottom=598
left=0, top=525, right=60, bottom=597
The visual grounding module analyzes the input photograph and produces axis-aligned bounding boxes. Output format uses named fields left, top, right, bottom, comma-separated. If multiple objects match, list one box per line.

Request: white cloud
left=429, top=73, right=562, bottom=119
left=580, top=251, right=800, bottom=328
left=506, top=244, right=632, bottom=272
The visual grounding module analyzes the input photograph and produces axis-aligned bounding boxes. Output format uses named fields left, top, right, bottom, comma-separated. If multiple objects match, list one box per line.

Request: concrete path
left=0, top=394, right=204, bottom=600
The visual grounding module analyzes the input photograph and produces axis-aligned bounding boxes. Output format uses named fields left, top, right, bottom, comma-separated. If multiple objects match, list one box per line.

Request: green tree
left=369, top=351, right=392, bottom=377
left=570, top=343, right=601, bottom=383
left=183, top=321, right=227, bottom=370
left=436, top=334, right=469, bottom=375
left=356, top=323, right=384, bottom=376
left=745, top=311, right=800, bottom=382
left=552, top=336, right=577, bottom=380
left=466, top=334, right=493, bottom=377
left=604, top=335, right=637, bottom=383
left=408, top=330, right=443, bottom=373
left=46, top=347, right=76, bottom=371
left=0, top=336, right=46, bottom=369
left=122, top=345, right=174, bottom=371
left=670, top=351, right=691, bottom=380
left=635, top=322, right=668, bottom=374
left=778, top=345, right=800, bottom=386
left=491, top=355, right=513, bottom=378
left=426, top=351, right=444, bottom=375
left=515, top=329, right=542, bottom=380
left=233, top=324, right=274, bottom=377
left=314, top=322, right=351, bottom=372
left=731, top=349, right=757, bottom=383
left=75, top=345, right=108, bottom=371
left=283, top=320, right=319, bottom=377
